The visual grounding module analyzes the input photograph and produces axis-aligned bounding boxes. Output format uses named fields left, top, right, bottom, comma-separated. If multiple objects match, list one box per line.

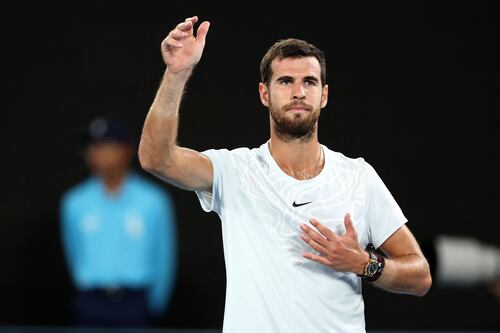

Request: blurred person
left=60, top=115, right=177, bottom=327
left=422, top=235, right=500, bottom=297
left=138, top=16, right=431, bottom=332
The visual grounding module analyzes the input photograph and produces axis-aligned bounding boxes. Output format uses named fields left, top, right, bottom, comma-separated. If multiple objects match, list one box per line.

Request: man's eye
left=280, top=79, right=292, bottom=85
left=305, top=80, right=316, bottom=86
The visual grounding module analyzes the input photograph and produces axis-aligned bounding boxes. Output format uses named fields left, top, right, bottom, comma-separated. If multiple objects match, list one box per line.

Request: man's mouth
left=288, top=107, right=308, bottom=112
left=286, top=104, right=311, bottom=112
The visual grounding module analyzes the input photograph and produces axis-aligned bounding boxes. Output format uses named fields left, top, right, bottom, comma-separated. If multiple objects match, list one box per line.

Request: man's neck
left=268, top=132, right=324, bottom=180
left=100, top=170, right=129, bottom=195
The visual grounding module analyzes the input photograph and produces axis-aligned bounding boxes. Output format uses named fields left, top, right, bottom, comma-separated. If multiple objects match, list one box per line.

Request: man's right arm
left=138, top=16, right=212, bottom=192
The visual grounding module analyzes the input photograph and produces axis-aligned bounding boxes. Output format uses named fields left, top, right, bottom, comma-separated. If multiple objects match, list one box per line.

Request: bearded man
left=138, top=16, right=431, bottom=333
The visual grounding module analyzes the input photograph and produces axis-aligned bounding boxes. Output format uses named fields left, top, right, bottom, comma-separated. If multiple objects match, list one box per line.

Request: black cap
left=83, top=116, right=132, bottom=146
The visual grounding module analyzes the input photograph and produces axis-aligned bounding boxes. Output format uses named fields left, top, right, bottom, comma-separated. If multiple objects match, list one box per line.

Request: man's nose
left=292, top=83, right=306, bottom=100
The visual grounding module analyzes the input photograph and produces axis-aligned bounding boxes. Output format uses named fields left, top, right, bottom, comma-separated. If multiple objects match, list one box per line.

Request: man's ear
left=321, top=84, right=329, bottom=108
left=259, top=82, right=269, bottom=107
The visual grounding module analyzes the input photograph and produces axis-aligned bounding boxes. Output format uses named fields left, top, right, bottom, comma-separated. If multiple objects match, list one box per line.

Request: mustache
left=283, top=102, right=313, bottom=111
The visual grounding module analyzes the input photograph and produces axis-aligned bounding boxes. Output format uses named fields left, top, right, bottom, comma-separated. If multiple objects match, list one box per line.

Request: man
left=138, top=16, right=431, bottom=332
left=61, top=115, right=177, bottom=326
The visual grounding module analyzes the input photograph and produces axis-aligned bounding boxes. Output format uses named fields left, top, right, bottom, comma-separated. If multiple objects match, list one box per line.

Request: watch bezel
left=364, top=252, right=379, bottom=277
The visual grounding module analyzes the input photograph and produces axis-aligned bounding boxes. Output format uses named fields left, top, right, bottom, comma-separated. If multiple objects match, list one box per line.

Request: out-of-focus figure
left=60, top=115, right=177, bottom=327
left=423, top=235, right=500, bottom=298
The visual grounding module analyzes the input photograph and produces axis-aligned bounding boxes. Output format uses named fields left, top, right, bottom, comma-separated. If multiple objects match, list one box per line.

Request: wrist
left=358, top=250, right=385, bottom=282
left=356, top=251, right=371, bottom=276
left=165, top=67, right=193, bottom=81
left=163, top=67, right=193, bottom=84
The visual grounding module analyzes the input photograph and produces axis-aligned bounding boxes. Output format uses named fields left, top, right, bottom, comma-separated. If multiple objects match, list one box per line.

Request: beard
left=269, top=100, right=320, bottom=142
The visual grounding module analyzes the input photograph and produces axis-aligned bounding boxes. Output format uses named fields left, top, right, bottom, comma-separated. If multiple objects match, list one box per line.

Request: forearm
left=138, top=68, right=192, bottom=170
left=373, top=253, right=432, bottom=296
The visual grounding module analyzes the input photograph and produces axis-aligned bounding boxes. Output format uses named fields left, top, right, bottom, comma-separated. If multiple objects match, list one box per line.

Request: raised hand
left=161, top=16, right=210, bottom=74
left=300, top=213, right=369, bottom=275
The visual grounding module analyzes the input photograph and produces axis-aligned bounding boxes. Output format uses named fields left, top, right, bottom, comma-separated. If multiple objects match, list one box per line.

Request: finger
left=300, top=234, right=329, bottom=256
left=176, top=20, right=194, bottom=33
left=310, top=218, right=338, bottom=241
left=196, top=21, right=210, bottom=44
left=169, top=29, right=189, bottom=40
left=185, top=16, right=199, bottom=24
left=343, top=213, right=357, bottom=238
left=164, top=36, right=183, bottom=48
left=300, top=224, right=329, bottom=247
left=303, top=252, right=332, bottom=266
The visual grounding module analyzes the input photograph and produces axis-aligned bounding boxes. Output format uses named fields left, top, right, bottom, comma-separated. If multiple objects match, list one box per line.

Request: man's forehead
left=270, top=56, right=321, bottom=78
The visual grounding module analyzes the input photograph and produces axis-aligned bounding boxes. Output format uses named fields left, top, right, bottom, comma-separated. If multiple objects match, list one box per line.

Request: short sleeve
left=195, top=149, right=229, bottom=216
left=364, top=162, right=408, bottom=248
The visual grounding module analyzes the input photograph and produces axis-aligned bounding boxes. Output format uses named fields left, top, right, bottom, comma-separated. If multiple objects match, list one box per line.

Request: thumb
left=196, top=21, right=210, bottom=44
left=344, top=213, right=357, bottom=238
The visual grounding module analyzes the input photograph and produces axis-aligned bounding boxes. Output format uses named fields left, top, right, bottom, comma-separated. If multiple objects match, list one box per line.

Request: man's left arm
left=373, top=224, right=432, bottom=296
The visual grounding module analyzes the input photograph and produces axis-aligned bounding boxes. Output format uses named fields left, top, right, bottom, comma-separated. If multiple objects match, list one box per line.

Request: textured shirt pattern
left=196, top=142, right=407, bottom=333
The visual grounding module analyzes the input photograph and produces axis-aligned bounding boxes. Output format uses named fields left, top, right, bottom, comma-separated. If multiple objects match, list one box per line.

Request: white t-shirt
left=196, top=142, right=407, bottom=333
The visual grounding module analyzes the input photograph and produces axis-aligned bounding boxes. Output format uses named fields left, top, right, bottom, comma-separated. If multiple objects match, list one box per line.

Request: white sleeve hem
left=372, top=219, right=408, bottom=249
left=195, top=190, right=215, bottom=212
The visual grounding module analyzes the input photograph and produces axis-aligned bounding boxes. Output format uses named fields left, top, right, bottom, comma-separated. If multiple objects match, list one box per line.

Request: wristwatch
left=359, top=250, right=385, bottom=282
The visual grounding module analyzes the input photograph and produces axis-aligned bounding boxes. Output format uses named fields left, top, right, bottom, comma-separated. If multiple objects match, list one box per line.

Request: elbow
left=138, top=151, right=167, bottom=176
left=399, top=258, right=433, bottom=297
left=414, top=262, right=433, bottom=296
left=138, top=146, right=154, bottom=173
left=138, top=155, right=152, bottom=174
left=138, top=143, right=176, bottom=177
left=138, top=146, right=165, bottom=175
left=138, top=138, right=164, bottom=174
left=415, top=274, right=432, bottom=297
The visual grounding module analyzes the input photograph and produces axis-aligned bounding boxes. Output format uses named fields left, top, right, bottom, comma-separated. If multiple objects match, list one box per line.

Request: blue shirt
left=60, top=172, right=177, bottom=315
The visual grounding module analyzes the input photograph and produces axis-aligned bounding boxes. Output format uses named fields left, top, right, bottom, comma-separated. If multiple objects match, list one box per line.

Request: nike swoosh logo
left=292, top=201, right=313, bottom=207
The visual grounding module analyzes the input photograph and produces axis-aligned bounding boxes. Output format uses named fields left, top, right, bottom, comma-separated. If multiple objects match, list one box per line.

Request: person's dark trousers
left=72, top=288, right=153, bottom=327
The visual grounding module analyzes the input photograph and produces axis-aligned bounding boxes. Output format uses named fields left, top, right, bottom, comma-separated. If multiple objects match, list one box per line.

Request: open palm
left=161, top=16, right=210, bottom=73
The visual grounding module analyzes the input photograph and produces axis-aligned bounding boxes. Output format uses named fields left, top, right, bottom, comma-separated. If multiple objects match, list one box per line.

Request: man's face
left=259, top=56, right=328, bottom=140
left=85, top=141, right=132, bottom=176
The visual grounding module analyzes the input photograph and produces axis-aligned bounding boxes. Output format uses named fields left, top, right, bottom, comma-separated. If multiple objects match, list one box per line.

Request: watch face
left=367, top=262, right=378, bottom=276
